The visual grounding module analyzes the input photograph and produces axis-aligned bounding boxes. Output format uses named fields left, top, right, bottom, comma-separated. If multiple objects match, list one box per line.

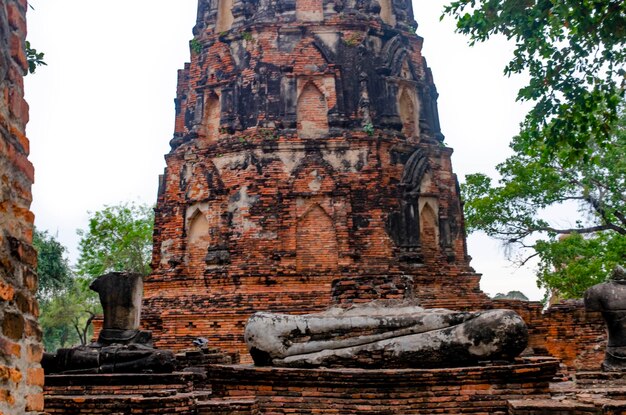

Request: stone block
left=22, top=268, right=37, bottom=293
left=26, top=343, right=43, bottom=363
left=14, top=289, right=37, bottom=316
left=2, top=311, right=24, bottom=341
left=25, top=392, right=44, bottom=412
left=8, top=236, right=36, bottom=267
left=27, top=367, right=44, bottom=386
left=23, top=316, right=41, bottom=341
left=0, top=388, right=15, bottom=406
left=0, top=365, right=22, bottom=383
left=6, top=2, right=25, bottom=33
left=0, top=336, right=21, bottom=358
left=0, top=277, right=15, bottom=301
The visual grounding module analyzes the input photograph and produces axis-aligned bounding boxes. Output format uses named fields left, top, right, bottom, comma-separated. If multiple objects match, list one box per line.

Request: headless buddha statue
left=42, top=272, right=175, bottom=374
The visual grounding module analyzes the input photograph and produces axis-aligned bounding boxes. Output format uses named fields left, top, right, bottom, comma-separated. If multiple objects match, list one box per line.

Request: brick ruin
left=42, top=0, right=625, bottom=413
left=143, top=0, right=490, bottom=358
left=0, top=0, right=44, bottom=413
left=141, top=0, right=607, bottom=374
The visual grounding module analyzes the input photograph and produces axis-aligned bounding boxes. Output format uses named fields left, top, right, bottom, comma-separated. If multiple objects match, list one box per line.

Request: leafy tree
left=38, top=277, right=101, bottom=351
left=76, top=203, right=154, bottom=277
left=462, top=107, right=625, bottom=299
left=32, top=228, right=72, bottom=301
left=443, top=0, right=625, bottom=163
left=24, top=40, right=46, bottom=75
left=33, top=229, right=101, bottom=351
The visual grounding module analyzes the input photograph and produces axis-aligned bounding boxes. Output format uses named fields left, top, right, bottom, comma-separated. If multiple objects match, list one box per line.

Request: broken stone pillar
left=89, top=272, right=153, bottom=346
left=91, top=272, right=143, bottom=331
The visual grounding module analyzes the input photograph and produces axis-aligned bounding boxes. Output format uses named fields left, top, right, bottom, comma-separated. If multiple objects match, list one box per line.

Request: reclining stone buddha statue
left=245, top=300, right=528, bottom=368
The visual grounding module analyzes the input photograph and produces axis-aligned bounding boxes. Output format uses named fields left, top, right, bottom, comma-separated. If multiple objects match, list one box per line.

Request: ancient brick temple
left=43, top=2, right=624, bottom=414
left=143, top=0, right=490, bottom=356
left=0, top=1, right=44, bottom=413
left=142, top=0, right=605, bottom=372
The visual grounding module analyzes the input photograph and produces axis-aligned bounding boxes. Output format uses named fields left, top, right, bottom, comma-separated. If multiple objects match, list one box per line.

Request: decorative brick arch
left=187, top=209, right=210, bottom=243
left=296, top=204, right=338, bottom=273
left=182, top=160, right=224, bottom=202
left=186, top=205, right=223, bottom=269
left=215, top=0, right=234, bottom=32
left=297, top=82, right=329, bottom=139
left=186, top=208, right=210, bottom=273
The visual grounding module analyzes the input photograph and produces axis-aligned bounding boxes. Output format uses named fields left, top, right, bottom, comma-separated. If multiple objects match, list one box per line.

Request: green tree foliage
left=32, top=228, right=72, bottom=301
left=443, top=0, right=625, bottom=163
left=24, top=40, right=46, bottom=75
left=38, top=277, right=101, bottom=351
left=462, top=109, right=626, bottom=299
left=76, top=203, right=154, bottom=277
left=33, top=230, right=100, bottom=351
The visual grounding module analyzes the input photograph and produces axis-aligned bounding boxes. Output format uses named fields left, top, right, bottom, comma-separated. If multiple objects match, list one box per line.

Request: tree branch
left=519, top=252, right=540, bottom=267
left=584, top=195, right=626, bottom=233
left=536, top=224, right=623, bottom=235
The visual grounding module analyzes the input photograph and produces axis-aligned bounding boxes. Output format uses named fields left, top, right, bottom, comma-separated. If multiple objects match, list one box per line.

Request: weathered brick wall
left=44, top=373, right=205, bottom=415
left=488, top=299, right=606, bottom=371
left=142, top=0, right=607, bottom=372
left=143, top=2, right=485, bottom=353
left=0, top=0, right=44, bottom=413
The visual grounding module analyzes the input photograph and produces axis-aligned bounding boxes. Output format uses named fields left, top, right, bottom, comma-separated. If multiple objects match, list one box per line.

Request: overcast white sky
left=24, top=0, right=545, bottom=300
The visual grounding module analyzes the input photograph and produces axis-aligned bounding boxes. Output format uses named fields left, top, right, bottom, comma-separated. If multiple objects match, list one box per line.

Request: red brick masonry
left=205, top=359, right=560, bottom=414
left=44, top=358, right=560, bottom=415
left=0, top=0, right=44, bottom=413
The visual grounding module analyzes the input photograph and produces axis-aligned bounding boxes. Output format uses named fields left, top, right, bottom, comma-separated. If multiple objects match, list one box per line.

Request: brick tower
left=142, top=0, right=489, bottom=355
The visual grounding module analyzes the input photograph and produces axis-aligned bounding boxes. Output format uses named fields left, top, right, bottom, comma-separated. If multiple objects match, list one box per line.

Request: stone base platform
left=44, top=372, right=209, bottom=415
left=206, top=358, right=560, bottom=415
left=43, top=359, right=568, bottom=414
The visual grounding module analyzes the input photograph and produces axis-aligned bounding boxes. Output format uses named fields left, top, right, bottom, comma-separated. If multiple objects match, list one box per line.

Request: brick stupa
left=142, top=0, right=488, bottom=356
left=44, top=2, right=623, bottom=414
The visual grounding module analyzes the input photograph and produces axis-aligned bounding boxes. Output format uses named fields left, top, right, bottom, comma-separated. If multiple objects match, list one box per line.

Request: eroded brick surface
left=44, top=373, right=207, bottom=415
left=206, top=360, right=558, bottom=414
left=0, top=1, right=43, bottom=414
left=141, top=0, right=607, bottom=370
left=143, top=0, right=487, bottom=360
